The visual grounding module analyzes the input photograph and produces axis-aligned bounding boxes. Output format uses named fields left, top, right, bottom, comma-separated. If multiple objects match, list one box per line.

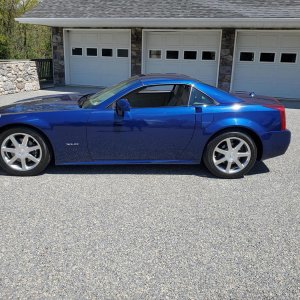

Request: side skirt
left=56, top=160, right=200, bottom=166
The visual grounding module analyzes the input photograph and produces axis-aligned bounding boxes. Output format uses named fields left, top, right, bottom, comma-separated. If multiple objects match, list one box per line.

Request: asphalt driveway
left=0, top=89, right=299, bottom=299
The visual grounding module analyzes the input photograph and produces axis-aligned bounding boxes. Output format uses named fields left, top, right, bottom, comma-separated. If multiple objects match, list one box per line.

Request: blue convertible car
left=0, top=74, right=291, bottom=178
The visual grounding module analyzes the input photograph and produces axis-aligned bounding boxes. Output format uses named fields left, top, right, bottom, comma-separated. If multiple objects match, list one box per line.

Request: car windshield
left=82, top=78, right=134, bottom=108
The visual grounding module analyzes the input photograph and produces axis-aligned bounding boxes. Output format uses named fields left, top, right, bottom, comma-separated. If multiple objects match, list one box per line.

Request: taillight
left=264, top=104, right=286, bottom=131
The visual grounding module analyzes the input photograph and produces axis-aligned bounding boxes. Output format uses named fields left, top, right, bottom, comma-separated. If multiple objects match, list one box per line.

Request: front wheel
left=0, top=127, right=51, bottom=176
left=203, top=131, right=257, bottom=179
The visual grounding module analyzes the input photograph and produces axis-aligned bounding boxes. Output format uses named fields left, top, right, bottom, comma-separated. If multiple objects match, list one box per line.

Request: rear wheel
left=203, top=131, right=257, bottom=179
left=0, top=127, right=51, bottom=176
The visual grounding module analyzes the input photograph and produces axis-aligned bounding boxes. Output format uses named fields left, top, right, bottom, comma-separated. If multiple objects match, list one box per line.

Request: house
left=17, top=0, right=300, bottom=99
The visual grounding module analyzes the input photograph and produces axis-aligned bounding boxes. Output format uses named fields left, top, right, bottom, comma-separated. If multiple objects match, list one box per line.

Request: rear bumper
left=261, top=130, right=291, bottom=160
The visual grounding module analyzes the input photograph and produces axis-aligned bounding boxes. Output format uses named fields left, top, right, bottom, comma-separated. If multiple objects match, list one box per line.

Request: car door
left=86, top=85, right=196, bottom=161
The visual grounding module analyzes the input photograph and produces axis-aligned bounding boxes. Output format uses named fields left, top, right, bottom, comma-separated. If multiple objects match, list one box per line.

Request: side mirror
left=116, top=98, right=130, bottom=117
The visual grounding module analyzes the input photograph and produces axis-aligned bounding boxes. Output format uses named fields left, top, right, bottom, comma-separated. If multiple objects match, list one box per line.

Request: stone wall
left=0, top=60, right=40, bottom=95
left=218, top=29, right=236, bottom=91
left=131, top=28, right=142, bottom=75
left=52, top=27, right=65, bottom=85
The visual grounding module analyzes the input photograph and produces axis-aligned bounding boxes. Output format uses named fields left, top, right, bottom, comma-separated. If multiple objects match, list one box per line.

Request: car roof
left=134, top=73, right=242, bottom=105
left=138, top=73, right=196, bottom=85
left=138, top=73, right=192, bottom=80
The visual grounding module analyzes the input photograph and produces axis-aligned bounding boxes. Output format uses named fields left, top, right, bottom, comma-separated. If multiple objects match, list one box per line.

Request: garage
left=65, top=30, right=131, bottom=87
left=142, top=30, right=222, bottom=86
left=232, top=31, right=300, bottom=99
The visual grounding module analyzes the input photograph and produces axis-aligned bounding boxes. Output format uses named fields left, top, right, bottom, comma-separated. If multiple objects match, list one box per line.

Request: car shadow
left=46, top=163, right=214, bottom=177
left=247, top=161, right=270, bottom=175
left=0, top=161, right=270, bottom=178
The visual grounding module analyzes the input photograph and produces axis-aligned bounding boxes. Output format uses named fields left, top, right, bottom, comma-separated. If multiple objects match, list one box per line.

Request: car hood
left=0, top=94, right=84, bottom=114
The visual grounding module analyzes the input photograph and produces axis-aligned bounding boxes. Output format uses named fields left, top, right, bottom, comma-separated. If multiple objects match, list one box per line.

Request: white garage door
left=66, top=30, right=131, bottom=87
left=143, top=30, right=221, bottom=86
left=232, top=31, right=300, bottom=99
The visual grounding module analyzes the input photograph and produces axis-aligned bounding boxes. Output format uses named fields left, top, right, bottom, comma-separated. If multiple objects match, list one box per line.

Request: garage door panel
left=238, top=34, right=257, bottom=47
left=69, top=33, right=83, bottom=44
left=166, top=35, right=181, bottom=46
left=144, top=31, right=221, bottom=86
left=99, top=33, right=115, bottom=44
left=68, top=30, right=130, bottom=86
left=233, top=31, right=300, bottom=98
left=183, top=34, right=199, bottom=45
left=259, top=35, right=278, bottom=48
left=281, top=36, right=300, bottom=48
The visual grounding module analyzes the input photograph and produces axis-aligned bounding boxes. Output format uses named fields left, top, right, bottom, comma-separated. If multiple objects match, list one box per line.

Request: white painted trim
left=51, top=29, right=55, bottom=84
left=64, top=28, right=132, bottom=32
left=141, top=30, right=145, bottom=74
left=216, top=29, right=223, bottom=87
left=230, top=30, right=238, bottom=92
left=63, top=28, right=131, bottom=86
left=128, top=29, right=132, bottom=77
left=16, top=17, right=300, bottom=28
left=234, top=29, right=300, bottom=33
left=63, top=29, right=70, bottom=84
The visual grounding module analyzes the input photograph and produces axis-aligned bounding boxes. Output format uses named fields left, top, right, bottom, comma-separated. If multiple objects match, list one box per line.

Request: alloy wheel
left=213, top=137, right=251, bottom=174
left=1, top=133, right=42, bottom=172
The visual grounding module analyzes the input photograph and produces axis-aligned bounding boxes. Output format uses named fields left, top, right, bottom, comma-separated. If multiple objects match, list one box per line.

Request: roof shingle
left=22, top=0, right=300, bottom=19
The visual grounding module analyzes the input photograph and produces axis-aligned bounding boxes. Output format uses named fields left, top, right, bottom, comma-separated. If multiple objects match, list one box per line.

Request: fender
left=0, top=113, right=53, bottom=131
left=184, top=105, right=274, bottom=161
left=204, top=117, right=265, bottom=137
left=0, top=110, right=91, bottom=164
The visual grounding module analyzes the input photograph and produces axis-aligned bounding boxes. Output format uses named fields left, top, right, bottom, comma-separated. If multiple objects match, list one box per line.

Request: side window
left=120, top=84, right=191, bottom=108
left=138, top=85, right=174, bottom=92
left=189, top=88, right=215, bottom=106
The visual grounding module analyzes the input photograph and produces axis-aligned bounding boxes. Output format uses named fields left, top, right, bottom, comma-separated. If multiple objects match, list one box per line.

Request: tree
left=0, top=0, right=51, bottom=59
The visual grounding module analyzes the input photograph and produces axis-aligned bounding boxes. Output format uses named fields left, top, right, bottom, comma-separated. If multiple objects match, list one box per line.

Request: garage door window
left=102, top=48, right=113, bottom=57
left=202, top=51, right=216, bottom=61
left=149, top=50, right=161, bottom=59
left=184, top=51, right=197, bottom=60
left=166, top=50, right=179, bottom=60
left=86, top=48, right=97, bottom=57
left=240, top=52, right=254, bottom=62
left=260, top=53, right=275, bottom=62
left=280, top=53, right=297, bottom=63
left=117, top=49, right=129, bottom=58
left=72, top=47, right=82, bottom=56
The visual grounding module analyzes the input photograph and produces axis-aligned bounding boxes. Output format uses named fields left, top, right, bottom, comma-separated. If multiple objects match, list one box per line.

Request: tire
left=203, top=131, right=257, bottom=179
left=0, top=127, right=51, bottom=176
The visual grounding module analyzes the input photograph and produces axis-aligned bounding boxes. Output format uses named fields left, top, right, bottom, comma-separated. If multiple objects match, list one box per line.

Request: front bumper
left=261, top=130, right=291, bottom=160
